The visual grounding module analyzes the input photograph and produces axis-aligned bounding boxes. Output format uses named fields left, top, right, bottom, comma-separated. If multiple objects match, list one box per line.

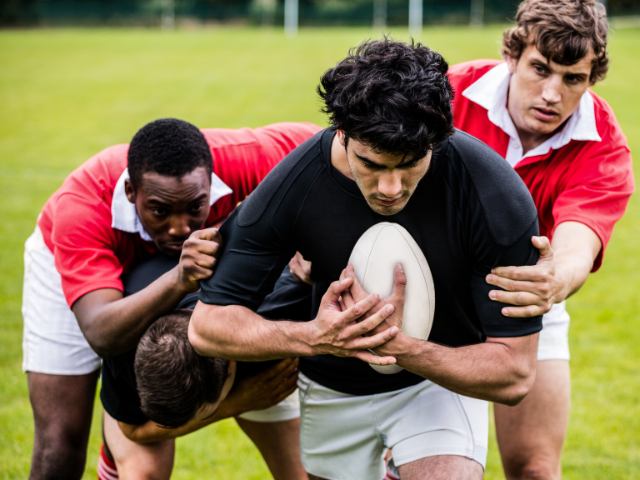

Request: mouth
left=377, top=197, right=402, bottom=207
left=531, top=107, right=560, bottom=122
left=163, top=242, right=184, bottom=253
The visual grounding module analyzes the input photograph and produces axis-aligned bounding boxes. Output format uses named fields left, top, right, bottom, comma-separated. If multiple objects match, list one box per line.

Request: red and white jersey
left=37, top=122, right=322, bottom=307
left=449, top=60, right=634, bottom=271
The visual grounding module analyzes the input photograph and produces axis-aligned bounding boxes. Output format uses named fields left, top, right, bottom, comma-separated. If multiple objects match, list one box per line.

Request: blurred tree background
left=1, top=0, right=638, bottom=28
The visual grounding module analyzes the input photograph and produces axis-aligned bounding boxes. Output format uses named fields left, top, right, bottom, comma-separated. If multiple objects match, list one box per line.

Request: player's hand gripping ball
left=348, top=223, right=435, bottom=374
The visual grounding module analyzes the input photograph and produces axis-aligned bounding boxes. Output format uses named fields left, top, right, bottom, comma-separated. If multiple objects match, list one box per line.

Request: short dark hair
left=318, top=38, right=454, bottom=160
left=127, top=118, right=213, bottom=189
left=502, top=0, right=609, bottom=84
left=134, top=310, right=229, bottom=429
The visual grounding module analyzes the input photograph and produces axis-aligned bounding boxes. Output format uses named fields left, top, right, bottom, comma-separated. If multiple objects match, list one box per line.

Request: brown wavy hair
left=502, top=0, right=609, bottom=84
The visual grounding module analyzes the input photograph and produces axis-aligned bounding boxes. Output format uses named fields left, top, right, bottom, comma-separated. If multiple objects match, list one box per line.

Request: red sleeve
left=206, top=122, right=322, bottom=223
left=51, top=192, right=125, bottom=307
left=552, top=111, right=634, bottom=271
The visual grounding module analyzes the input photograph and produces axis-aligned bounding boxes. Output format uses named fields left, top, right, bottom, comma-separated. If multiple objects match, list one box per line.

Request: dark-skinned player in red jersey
left=22, top=118, right=319, bottom=479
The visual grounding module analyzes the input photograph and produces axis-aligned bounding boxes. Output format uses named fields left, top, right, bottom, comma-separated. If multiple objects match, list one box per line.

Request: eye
left=190, top=203, right=205, bottom=213
left=534, top=65, right=547, bottom=75
left=362, top=161, right=380, bottom=170
left=565, top=75, right=581, bottom=85
left=151, top=208, right=167, bottom=217
left=403, top=160, right=421, bottom=168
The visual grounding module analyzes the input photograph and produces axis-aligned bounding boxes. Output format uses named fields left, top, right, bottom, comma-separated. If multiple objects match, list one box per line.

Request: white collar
left=462, top=62, right=601, bottom=167
left=111, top=168, right=233, bottom=241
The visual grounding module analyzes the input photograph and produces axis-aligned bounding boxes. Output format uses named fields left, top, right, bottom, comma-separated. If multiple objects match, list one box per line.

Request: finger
left=338, top=296, right=347, bottom=312
left=531, top=236, right=553, bottom=260
left=350, top=324, right=399, bottom=351
left=345, top=304, right=394, bottom=338
left=486, top=274, right=543, bottom=293
left=260, top=358, right=298, bottom=383
left=186, top=264, right=215, bottom=281
left=353, top=350, right=397, bottom=365
left=272, top=375, right=299, bottom=403
left=488, top=265, right=551, bottom=282
left=344, top=265, right=368, bottom=302
left=390, top=263, right=407, bottom=300
left=321, top=278, right=355, bottom=306
left=341, top=292, right=381, bottom=324
left=488, top=290, right=546, bottom=306
left=502, top=304, right=551, bottom=318
left=192, top=227, right=223, bottom=243
left=190, top=239, right=221, bottom=256
left=193, top=255, right=217, bottom=270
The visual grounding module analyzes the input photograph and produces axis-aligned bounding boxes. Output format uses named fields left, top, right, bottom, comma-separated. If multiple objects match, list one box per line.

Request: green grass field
left=1, top=25, right=639, bottom=479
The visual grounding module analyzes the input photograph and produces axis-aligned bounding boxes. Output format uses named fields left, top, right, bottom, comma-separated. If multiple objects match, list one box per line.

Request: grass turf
left=0, top=25, right=639, bottom=479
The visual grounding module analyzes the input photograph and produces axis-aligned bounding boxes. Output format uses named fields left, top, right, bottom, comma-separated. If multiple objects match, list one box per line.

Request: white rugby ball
left=348, top=222, right=435, bottom=374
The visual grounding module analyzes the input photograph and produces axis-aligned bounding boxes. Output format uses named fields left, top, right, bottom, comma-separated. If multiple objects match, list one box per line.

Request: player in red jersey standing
left=448, top=1, right=634, bottom=478
left=22, top=118, right=320, bottom=479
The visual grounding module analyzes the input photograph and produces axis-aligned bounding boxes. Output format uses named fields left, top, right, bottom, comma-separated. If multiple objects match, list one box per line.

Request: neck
left=331, top=133, right=354, bottom=179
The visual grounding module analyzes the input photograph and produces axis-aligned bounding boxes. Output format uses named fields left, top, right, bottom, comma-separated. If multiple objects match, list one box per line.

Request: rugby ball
left=348, top=222, right=435, bottom=374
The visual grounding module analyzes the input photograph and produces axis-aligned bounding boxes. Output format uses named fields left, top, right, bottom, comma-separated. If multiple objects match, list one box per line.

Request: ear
left=505, top=54, right=517, bottom=75
left=336, top=129, right=346, bottom=148
left=124, top=179, right=136, bottom=204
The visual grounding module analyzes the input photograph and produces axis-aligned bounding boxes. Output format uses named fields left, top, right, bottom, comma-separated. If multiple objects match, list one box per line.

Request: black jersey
left=199, top=128, right=543, bottom=396
left=100, top=256, right=312, bottom=425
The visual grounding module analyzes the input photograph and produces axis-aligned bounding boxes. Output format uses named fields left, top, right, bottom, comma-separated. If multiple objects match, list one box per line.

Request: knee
left=504, top=458, right=560, bottom=480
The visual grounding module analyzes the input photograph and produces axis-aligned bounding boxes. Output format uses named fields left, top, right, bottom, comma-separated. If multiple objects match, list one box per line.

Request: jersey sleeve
left=198, top=206, right=295, bottom=311
left=469, top=220, right=542, bottom=338
left=551, top=122, right=634, bottom=271
left=199, top=131, right=323, bottom=310
left=52, top=192, right=125, bottom=307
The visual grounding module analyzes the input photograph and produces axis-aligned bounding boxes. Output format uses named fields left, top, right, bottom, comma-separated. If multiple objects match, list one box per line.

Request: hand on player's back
left=176, top=227, right=223, bottom=293
left=310, top=277, right=399, bottom=365
left=486, top=236, right=556, bottom=317
left=225, top=358, right=299, bottom=416
left=339, top=264, right=407, bottom=336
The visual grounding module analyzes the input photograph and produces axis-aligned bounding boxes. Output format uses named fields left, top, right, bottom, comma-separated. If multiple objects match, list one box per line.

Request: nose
left=541, top=76, right=562, bottom=105
left=378, top=172, right=403, bottom=198
left=168, top=214, right=192, bottom=238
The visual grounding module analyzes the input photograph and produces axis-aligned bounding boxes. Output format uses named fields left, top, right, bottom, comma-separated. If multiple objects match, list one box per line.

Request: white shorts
left=298, top=373, right=488, bottom=480
left=238, top=391, right=300, bottom=423
left=22, top=227, right=102, bottom=375
left=538, top=302, right=570, bottom=361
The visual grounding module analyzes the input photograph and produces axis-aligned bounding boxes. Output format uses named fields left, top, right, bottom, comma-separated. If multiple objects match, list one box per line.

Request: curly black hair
left=127, top=118, right=213, bottom=189
left=318, top=38, right=454, bottom=160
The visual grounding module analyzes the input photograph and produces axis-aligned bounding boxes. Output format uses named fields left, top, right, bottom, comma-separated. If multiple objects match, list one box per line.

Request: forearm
left=120, top=398, right=241, bottom=444
left=394, top=333, right=539, bottom=406
left=74, top=267, right=190, bottom=357
left=189, top=302, right=315, bottom=361
left=551, top=222, right=602, bottom=301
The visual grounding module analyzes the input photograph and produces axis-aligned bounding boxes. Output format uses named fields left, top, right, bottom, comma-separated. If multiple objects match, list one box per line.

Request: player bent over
left=448, top=1, right=634, bottom=477
left=22, top=117, right=319, bottom=479
left=98, top=254, right=311, bottom=479
left=189, top=39, right=542, bottom=480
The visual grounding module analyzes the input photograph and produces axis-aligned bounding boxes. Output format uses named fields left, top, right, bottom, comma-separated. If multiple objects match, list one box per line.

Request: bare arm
left=73, top=228, right=221, bottom=358
left=487, top=222, right=602, bottom=317
left=189, top=277, right=400, bottom=365
left=381, top=332, right=539, bottom=406
left=341, top=265, right=539, bottom=405
left=120, top=358, right=299, bottom=443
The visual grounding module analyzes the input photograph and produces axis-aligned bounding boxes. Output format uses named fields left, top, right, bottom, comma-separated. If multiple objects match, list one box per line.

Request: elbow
left=188, top=302, right=221, bottom=357
left=84, top=333, right=113, bottom=359
left=496, top=362, right=537, bottom=407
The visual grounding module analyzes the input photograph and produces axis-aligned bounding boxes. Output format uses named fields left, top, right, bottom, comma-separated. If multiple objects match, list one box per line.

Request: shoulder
left=589, top=91, right=630, bottom=151
left=53, top=144, right=128, bottom=204
left=448, top=59, right=503, bottom=92
left=443, top=131, right=538, bottom=247
left=237, top=129, right=326, bottom=227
